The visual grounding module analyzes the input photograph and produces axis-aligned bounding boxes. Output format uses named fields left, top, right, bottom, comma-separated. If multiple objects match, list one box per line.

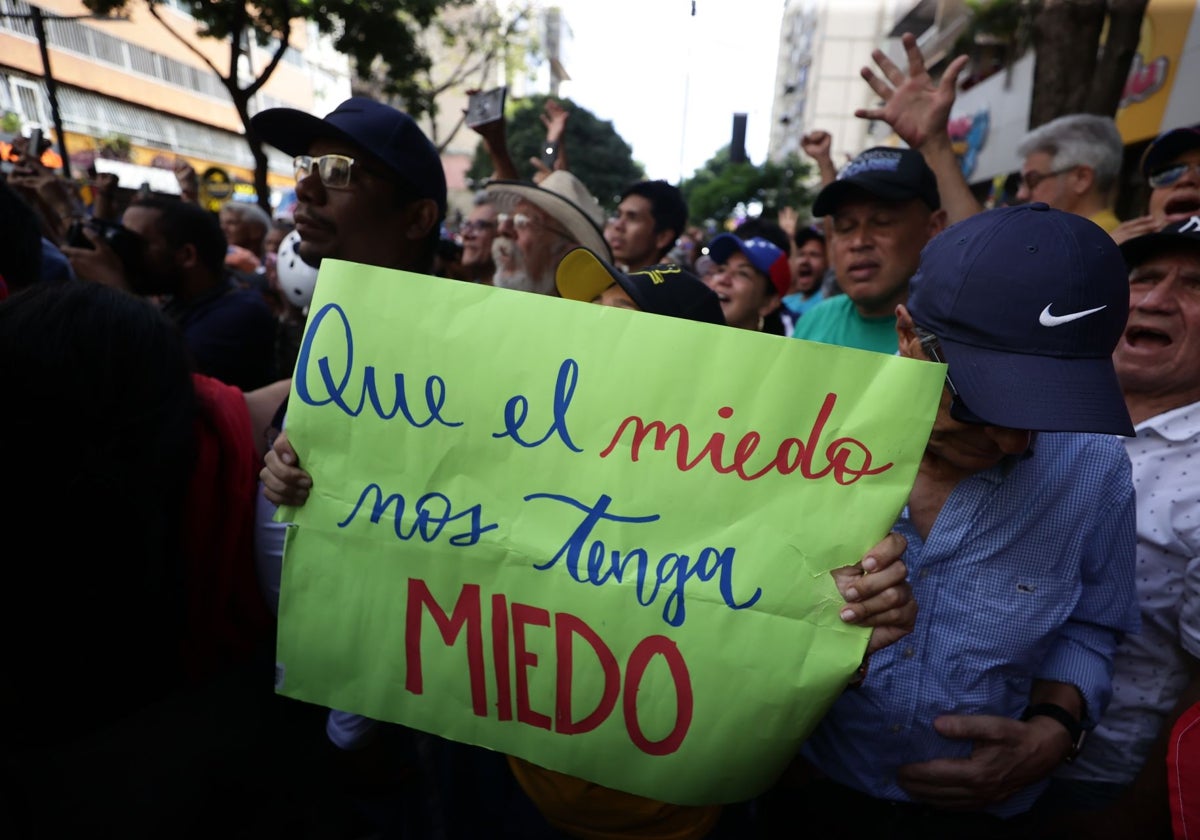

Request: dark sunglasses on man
left=1149, top=161, right=1200, bottom=189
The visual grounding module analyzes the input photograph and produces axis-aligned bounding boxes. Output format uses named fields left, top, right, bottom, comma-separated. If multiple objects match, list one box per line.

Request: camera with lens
left=66, top=217, right=145, bottom=278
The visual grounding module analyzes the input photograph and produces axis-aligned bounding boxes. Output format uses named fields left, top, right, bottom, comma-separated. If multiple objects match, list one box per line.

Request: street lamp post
left=29, top=6, right=71, bottom=179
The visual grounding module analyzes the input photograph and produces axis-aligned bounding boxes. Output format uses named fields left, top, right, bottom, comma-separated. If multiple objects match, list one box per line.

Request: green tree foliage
left=82, top=0, right=461, bottom=210
left=678, top=147, right=815, bottom=228
left=467, top=94, right=644, bottom=211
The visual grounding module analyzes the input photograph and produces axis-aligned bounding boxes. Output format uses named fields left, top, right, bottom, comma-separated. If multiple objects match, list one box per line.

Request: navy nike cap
left=907, top=203, right=1133, bottom=436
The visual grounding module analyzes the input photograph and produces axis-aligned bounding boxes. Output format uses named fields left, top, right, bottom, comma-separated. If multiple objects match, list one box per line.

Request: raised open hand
left=855, top=32, right=968, bottom=152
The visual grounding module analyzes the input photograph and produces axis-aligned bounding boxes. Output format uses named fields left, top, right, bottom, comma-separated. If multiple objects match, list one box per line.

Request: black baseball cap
left=812, top=147, right=940, bottom=217
left=556, top=247, right=726, bottom=326
left=251, top=97, right=447, bottom=218
left=1120, top=215, right=1200, bottom=267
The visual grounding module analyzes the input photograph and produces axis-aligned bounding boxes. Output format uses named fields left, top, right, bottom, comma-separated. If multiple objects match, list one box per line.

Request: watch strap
left=1021, top=702, right=1086, bottom=762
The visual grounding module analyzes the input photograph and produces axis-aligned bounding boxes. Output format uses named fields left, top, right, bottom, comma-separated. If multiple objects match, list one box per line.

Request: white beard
left=490, top=235, right=556, bottom=295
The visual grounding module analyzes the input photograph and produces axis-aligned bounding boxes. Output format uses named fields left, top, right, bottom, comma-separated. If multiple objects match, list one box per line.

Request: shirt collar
left=1136, top=401, right=1200, bottom=443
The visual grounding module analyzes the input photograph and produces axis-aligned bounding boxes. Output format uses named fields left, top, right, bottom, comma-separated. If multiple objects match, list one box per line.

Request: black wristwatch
left=1021, top=703, right=1086, bottom=762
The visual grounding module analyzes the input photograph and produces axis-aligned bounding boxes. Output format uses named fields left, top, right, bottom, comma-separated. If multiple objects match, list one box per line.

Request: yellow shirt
left=1090, top=208, right=1121, bottom=233
left=508, top=756, right=721, bottom=840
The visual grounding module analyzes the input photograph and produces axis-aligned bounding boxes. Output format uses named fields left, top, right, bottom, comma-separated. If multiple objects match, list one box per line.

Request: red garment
left=182, top=373, right=272, bottom=681
left=1170, top=700, right=1200, bottom=839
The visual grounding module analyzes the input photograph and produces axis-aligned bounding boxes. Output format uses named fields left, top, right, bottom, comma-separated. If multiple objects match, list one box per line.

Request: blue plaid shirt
left=802, top=432, right=1139, bottom=818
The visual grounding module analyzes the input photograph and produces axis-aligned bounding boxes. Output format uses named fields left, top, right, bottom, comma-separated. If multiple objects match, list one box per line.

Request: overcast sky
left=548, top=0, right=786, bottom=183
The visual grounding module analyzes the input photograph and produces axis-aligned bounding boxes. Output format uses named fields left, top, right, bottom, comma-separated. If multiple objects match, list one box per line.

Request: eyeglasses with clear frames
left=461, top=219, right=497, bottom=234
left=1021, top=167, right=1073, bottom=192
left=294, top=154, right=358, bottom=189
left=914, top=327, right=989, bottom=425
left=497, top=212, right=572, bottom=239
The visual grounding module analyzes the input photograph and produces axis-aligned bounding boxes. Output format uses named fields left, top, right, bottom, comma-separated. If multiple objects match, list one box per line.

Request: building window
left=11, top=77, right=47, bottom=128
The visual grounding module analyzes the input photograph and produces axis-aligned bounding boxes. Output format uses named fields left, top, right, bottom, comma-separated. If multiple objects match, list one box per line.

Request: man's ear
left=1069, top=165, right=1096, bottom=197
left=895, top=304, right=920, bottom=359
left=928, top=208, right=949, bottom=238
left=405, top=198, right=441, bottom=242
left=176, top=241, right=200, bottom=270
left=654, top=228, right=676, bottom=257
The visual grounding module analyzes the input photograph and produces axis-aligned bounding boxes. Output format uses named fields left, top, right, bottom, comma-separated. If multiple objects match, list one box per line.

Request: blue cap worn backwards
left=251, top=96, right=447, bottom=218
left=907, top=203, right=1133, bottom=436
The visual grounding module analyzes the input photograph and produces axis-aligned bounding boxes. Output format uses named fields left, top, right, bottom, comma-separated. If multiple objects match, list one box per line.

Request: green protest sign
left=275, top=259, right=943, bottom=805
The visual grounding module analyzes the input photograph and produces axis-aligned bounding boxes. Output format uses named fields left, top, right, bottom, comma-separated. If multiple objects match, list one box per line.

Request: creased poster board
left=274, top=259, right=943, bottom=805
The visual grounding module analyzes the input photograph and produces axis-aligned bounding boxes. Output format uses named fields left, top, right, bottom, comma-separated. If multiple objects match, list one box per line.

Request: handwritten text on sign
left=275, top=261, right=943, bottom=804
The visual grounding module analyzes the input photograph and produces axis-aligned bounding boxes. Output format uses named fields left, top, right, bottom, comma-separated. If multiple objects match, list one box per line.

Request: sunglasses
left=293, top=154, right=358, bottom=189
left=1148, top=162, right=1200, bottom=189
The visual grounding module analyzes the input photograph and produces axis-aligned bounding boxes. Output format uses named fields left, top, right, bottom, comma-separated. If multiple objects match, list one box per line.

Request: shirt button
left=890, top=723, right=902, bottom=733
left=919, top=569, right=929, bottom=580
left=902, top=647, right=914, bottom=659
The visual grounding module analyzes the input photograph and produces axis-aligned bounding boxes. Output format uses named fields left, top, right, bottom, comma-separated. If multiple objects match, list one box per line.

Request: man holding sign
left=247, top=96, right=451, bottom=824
left=790, top=204, right=1140, bottom=837
left=251, top=95, right=920, bottom=834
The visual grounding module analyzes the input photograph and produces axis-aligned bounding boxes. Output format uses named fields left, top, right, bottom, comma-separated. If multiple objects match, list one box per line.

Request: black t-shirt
left=164, top=276, right=277, bottom=390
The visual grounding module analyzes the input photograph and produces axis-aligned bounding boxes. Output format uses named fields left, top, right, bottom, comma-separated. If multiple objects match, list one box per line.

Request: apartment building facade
left=768, top=0, right=901, bottom=169
left=0, top=0, right=351, bottom=207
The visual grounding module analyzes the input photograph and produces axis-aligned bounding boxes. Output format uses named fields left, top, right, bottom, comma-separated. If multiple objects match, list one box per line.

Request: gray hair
left=1016, top=114, right=1123, bottom=193
left=220, top=201, right=271, bottom=231
left=472, top=190, right=493, bottom=208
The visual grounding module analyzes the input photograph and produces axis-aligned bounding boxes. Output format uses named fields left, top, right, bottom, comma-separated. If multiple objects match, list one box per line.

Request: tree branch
left=245, top=24, right=292, bottom=99
left=147, top=5, right=224, bottom=80
left=437, top=112, right=467, bottom=154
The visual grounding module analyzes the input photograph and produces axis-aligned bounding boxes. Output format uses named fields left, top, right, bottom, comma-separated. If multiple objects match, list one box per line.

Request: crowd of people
left=3, top=29, right=1200, bottom=840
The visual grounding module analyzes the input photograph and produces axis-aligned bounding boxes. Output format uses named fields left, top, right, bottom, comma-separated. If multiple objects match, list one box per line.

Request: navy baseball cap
left=556, top=247, right=726, bottom=326
left=707, top=233, right=790, bottom=297
left=908, top=203, right=1133, bottom=436
left=1120, top=214, right=1200, bottom=267
left=251, top=96, right=447, bottom=217
left=813, top=147, right=940, bottom=217
left=1140, top=124, right=1200, bottom=178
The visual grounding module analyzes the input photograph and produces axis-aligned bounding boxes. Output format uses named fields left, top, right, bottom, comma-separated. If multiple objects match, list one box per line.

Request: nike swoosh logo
left=1039, top=304, right=1107, bottom=327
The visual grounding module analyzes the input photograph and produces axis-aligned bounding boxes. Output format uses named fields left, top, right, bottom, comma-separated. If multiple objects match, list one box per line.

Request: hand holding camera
left=61, top=218, right=144, bottom=292
left=7, top=130, right=79, bottom=235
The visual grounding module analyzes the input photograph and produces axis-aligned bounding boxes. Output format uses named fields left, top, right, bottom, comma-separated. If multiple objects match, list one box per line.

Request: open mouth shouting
left=1164, top=193, right=1200, bottom=223
left=1123, top=322, right=1173, bottom=351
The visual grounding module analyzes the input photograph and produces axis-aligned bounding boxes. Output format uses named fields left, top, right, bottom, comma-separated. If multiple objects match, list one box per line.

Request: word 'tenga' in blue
left=524, top=491, right=762, bottom=627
